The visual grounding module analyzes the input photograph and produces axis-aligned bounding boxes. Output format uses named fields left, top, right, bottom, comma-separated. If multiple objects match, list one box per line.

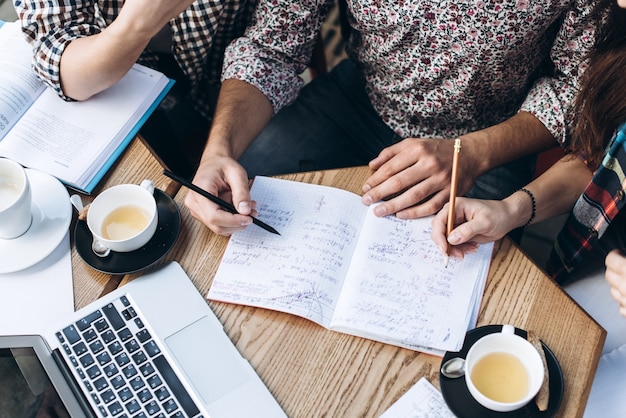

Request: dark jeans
left=240, top=59, right=535, bottom=201
left=139, top=54, right=210, bottom=179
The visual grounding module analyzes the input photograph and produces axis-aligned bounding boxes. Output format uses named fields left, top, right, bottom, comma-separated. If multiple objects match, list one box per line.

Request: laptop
left=0, top=261, right=287, bottom=418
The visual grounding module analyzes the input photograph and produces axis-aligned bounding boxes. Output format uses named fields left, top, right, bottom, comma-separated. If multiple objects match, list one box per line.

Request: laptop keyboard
left=55, top=295, right=204, bottom=418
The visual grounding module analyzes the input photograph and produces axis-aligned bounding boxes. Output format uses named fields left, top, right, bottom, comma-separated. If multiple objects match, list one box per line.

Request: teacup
left=0, top=158, right=32, bottom=239
left=465, top=324, right=544, bottom=412
left=87, top=179, right=158, bottom=254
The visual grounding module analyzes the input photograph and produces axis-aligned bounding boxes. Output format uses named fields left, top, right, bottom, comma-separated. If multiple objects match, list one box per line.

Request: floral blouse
left=223, top=0, right=596, bottom=142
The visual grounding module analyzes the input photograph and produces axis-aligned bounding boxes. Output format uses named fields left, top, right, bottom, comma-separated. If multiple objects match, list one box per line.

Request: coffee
left=101, top=205, right=150, bottom=241
left=470, top=352, right=529, bottom=403
left=0, top=181, right=21, bottom=210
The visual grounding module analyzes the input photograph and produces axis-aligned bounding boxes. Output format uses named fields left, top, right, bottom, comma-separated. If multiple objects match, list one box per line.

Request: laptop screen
left=0, top=346, right=70, bottom=417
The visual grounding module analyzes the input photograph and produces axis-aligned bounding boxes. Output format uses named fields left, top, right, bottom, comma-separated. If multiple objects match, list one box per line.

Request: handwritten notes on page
left=379, top=378, right=455, bottom=418
left=208, top=176, right=494, bottom=353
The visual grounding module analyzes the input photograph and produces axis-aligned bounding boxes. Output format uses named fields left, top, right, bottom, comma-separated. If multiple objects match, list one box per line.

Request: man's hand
left=360, top=112, right=556, bottom=220
left=184, top=156, right=255, bottom=236
left=361, top=137, right=480, bottom=219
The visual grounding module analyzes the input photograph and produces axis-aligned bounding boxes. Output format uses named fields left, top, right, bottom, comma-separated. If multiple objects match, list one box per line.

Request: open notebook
left=0, top=262, right=286, bottom=417
left=209, top=176, right=494, bottom=355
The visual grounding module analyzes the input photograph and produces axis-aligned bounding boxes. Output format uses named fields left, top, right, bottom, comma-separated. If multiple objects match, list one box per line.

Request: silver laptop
left=0, top=261, right=286, bottom=418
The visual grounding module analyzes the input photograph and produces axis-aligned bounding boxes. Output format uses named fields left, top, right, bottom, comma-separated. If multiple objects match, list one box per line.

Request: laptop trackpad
left=165, top=316, right=250, bottom=405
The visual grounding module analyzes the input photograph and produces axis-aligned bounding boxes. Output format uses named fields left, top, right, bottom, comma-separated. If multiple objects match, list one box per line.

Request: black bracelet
left=518, top=187, right=536, bottom=226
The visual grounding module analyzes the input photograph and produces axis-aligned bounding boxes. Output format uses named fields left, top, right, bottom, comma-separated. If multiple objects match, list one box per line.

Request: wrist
left=108, top=11, right=160, bottom=43
left=456, top=133, right=492, bottom=177
left=505, top=189, right=536, bottom=229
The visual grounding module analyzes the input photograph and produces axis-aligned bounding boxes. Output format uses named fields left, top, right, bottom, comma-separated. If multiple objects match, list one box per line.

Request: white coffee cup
left=87, top=179, right=158, bottom=253
left=0, top=158, right=32, bottom=239
left=465, top=324, right=544, bottom=412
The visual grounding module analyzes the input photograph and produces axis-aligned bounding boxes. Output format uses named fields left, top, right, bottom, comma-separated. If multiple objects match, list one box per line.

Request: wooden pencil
left=445, top=138, right=462, bottom=266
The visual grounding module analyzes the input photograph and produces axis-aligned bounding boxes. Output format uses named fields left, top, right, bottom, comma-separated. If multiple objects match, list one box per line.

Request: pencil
left=445, top=138, right=462, bottom=266
left=162, top=170, right=281, bottom=235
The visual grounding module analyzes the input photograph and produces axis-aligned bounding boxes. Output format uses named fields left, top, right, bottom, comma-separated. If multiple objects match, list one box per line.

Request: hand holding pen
left=164, top=170, right=280, bottom=235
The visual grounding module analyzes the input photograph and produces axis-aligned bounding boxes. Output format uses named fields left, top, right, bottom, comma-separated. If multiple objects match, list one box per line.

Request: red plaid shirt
left=548, top=124, right=626, bottom=282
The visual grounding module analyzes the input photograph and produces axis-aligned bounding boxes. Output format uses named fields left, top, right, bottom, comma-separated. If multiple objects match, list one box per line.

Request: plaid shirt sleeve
left=519, top=0, right=596, bottom=146
left=13, top=0, right=115, bottom=100
left=547, top=123, right=626, bottom=282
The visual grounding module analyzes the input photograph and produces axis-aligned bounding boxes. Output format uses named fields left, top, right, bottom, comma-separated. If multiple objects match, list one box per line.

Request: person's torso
left=343, top=0, right=575, bottom=137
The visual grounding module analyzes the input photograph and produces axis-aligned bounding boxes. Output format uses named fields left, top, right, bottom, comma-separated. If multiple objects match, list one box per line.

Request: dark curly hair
left=570, top=0, right=626, bottom=169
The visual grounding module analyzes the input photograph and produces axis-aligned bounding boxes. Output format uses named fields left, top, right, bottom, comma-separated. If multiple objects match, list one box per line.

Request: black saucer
left=75, top=189, right=181, bottom=274
left=440, top=325, right=563, bottom=418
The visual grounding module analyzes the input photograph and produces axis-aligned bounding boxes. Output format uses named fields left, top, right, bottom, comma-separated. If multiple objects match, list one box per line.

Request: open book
left=0, top=21, right=173, bottom=193
left=208, top=176, right=494, bottom=355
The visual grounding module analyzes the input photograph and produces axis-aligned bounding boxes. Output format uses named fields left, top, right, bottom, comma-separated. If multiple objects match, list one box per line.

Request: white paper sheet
left=380, top=378, right=455, bottom=418
left=0, top=232, right=74, bottom=335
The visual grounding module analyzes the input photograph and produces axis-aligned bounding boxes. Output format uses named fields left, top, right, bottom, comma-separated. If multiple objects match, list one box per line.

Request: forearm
left=459, top=111, right=557, bottom=178
left=501, top=155, right=592, bottom=229
left=58, top=0, right=192, bottom=100
left=201, top=79, right=273, bottom=162
left=59, top=16, right=155, bottom=100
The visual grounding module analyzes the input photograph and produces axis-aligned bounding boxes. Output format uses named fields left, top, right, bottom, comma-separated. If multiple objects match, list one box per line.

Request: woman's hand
left=431, top=197, right=520, bottom=259
left=605, top=250, right=626, bottom=317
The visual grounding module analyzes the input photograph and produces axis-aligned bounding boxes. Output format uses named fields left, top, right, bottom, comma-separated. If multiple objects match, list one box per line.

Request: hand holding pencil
left=444, top=139, right=462, bottom=266
left=431, top=138, right=519, bottom=259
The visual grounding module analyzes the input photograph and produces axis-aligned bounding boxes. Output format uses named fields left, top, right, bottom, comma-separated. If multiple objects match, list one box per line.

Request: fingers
left=183, top=159, right=254, bottom=235
left=605, top=250, right=626, bottom=316
left=431, top=203, right=452, bottom=251
left=431, top=197, right=508, bottom=263
left=431, top=199, right=481, bottom=260
left=363, top=164, right=449, bottom=217
left=225, top=164, right=254, bottom=215
left=367, top=141, right=405, bottom=171
left=363, top=140, right=432, bottom=196
left=363, top=146, right=443, bottom=207
left=361, top=138, right=475, bottom=218
left=431, top=198, right=483, bottom=246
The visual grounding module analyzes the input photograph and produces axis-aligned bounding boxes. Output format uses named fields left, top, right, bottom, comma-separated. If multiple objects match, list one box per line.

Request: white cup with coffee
left=0, top=158, right=32, bottom=239
left=464, top=324, right=544, bottom=412
left=87, top=179, right=158, bottom=253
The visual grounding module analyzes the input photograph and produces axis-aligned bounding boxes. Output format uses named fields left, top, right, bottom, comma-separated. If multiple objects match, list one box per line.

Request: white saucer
left=0, top=169, right=71, bottom=273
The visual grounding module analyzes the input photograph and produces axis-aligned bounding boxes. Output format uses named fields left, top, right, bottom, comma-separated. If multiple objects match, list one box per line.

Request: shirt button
left=588, top=228, right=598, bottom=238
left=617, top=189, right=625, bottom=201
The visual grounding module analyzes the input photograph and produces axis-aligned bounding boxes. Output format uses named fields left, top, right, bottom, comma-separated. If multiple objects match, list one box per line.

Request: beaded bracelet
left=518, top=187, right=536, bottom=226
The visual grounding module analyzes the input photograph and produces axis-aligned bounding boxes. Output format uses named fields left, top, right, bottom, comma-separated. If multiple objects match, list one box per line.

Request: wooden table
left=72, top=139, right=606, bottom=418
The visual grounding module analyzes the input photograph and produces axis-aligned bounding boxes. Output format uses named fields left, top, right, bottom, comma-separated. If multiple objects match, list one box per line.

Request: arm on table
left=362, top=111, right=558, bottom=220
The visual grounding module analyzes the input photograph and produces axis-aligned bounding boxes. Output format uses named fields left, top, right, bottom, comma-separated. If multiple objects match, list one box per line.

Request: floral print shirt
left=223, top=0, right=596, bottom=142
left=14, top=0, right=257, bottom=118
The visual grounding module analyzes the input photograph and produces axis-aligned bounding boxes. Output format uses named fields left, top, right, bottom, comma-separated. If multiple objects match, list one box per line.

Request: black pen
left=162, top=170, right=281, bottom=235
